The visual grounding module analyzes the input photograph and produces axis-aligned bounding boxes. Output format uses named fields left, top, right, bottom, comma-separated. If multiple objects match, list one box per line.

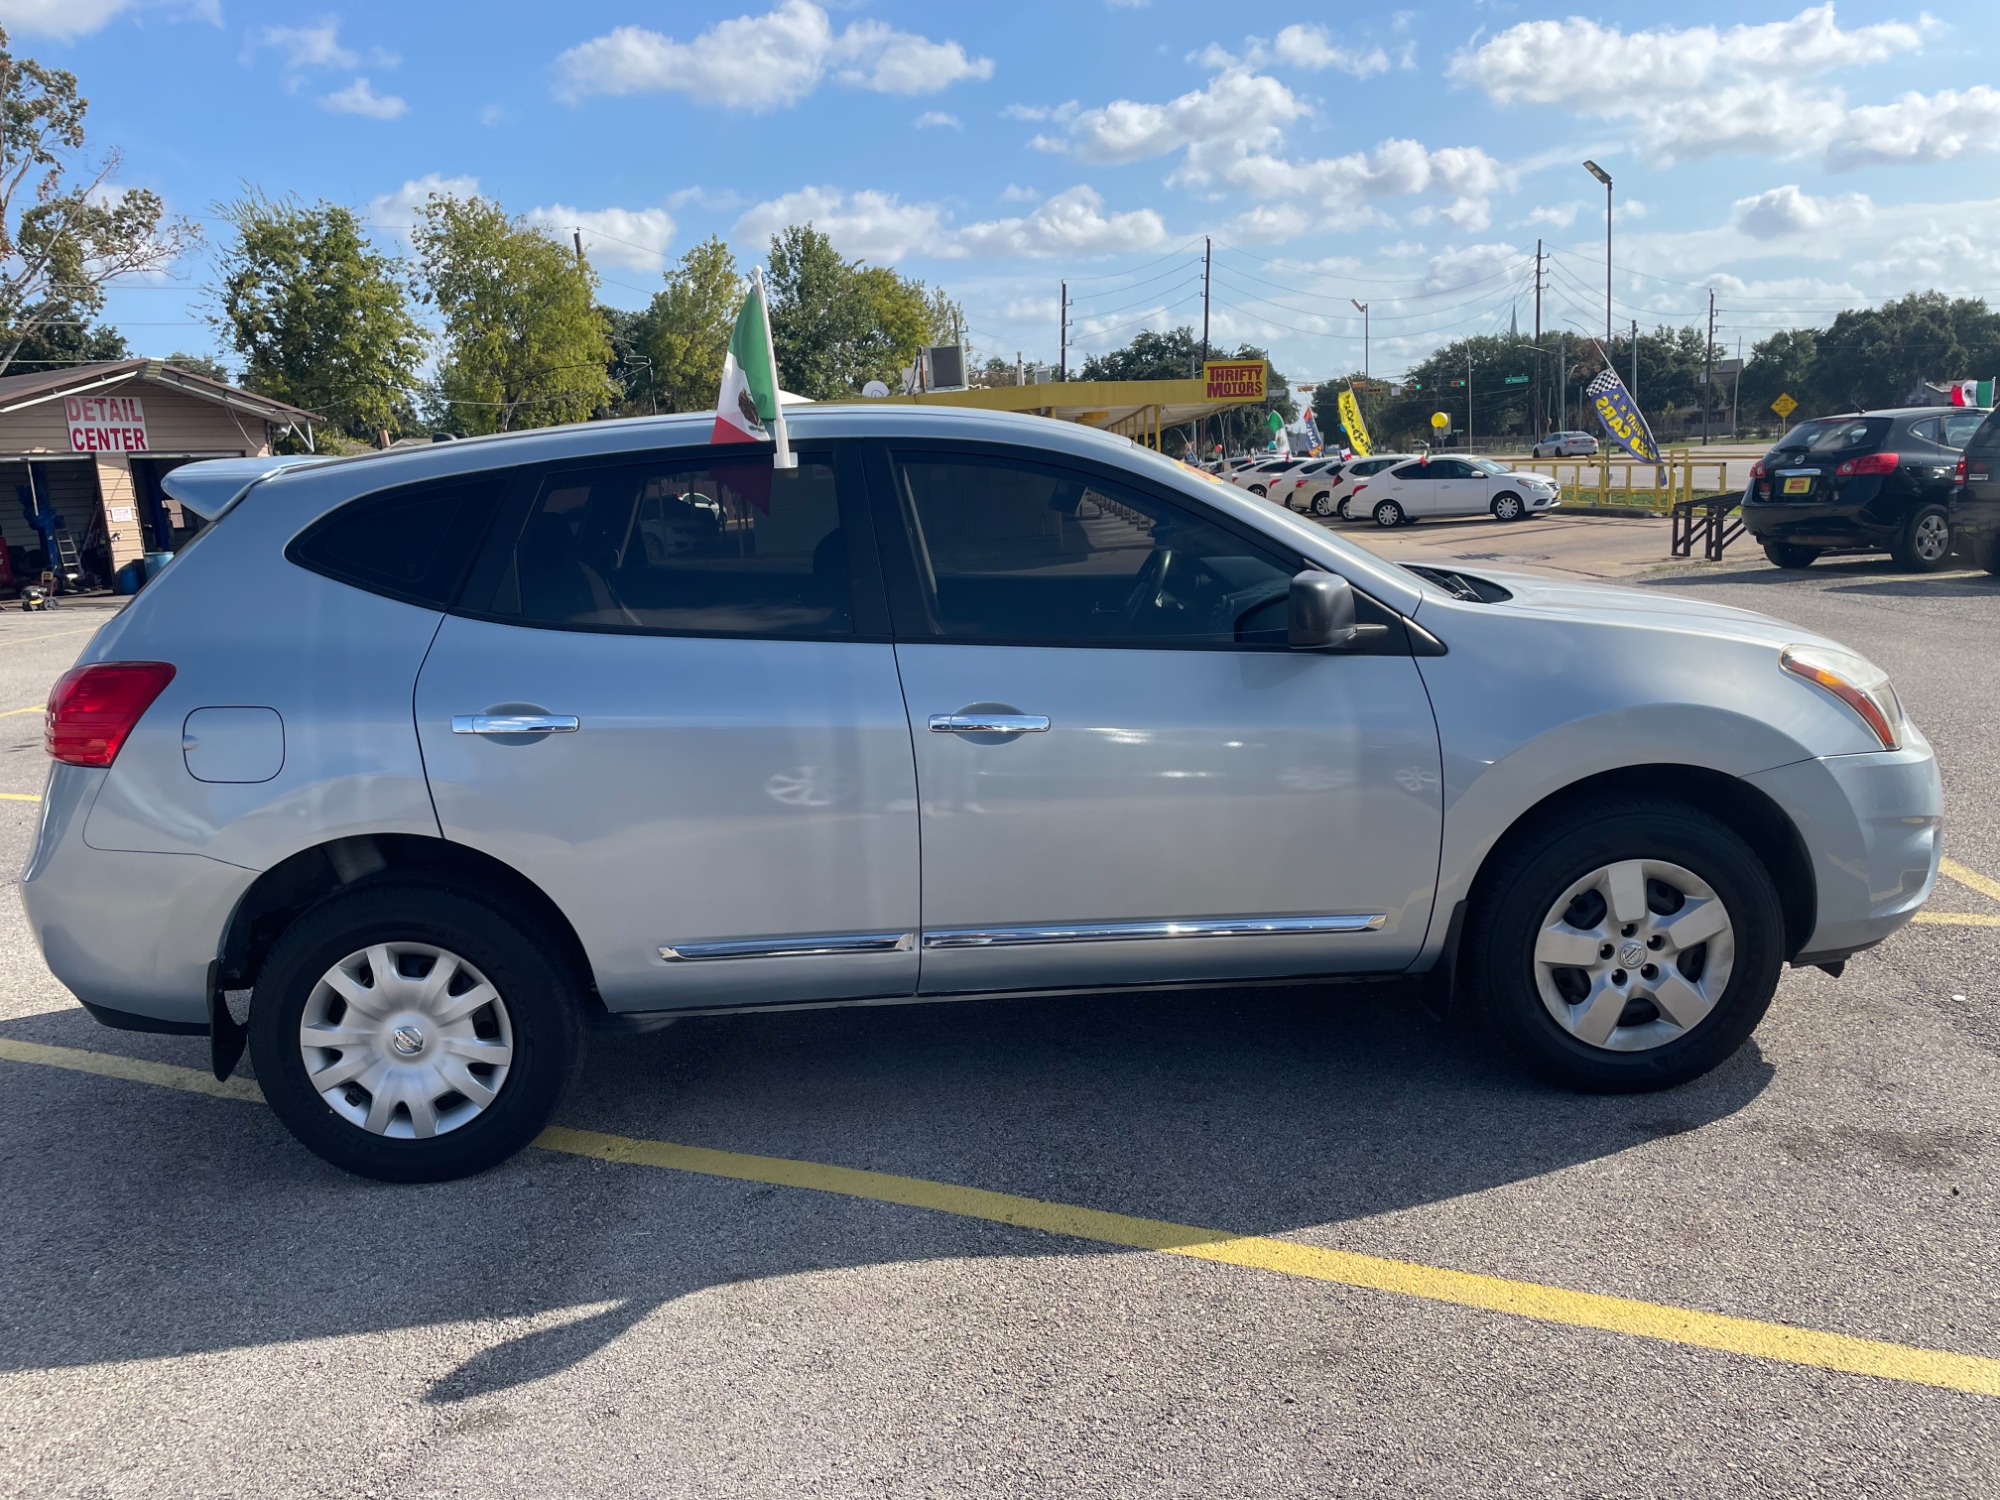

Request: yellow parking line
left=1940, top=858, right=2000, bottom=905
left=2, top=1035, right=1998, bottom=1399
left=0, top=792, right=41, bottom=802
left=0, top=626, right=97, bottom=646
left=0, top=703, right=44, bottom=716
left=1914, top=913, right=2000, bottom=928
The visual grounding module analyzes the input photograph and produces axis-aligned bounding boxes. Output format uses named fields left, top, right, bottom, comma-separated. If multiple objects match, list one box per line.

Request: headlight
left=1780, top=644, right=1905, bottom=749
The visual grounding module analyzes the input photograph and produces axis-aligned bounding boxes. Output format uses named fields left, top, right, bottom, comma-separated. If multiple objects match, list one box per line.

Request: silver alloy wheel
left=298, top=942, right=514, bottom=1138
left=1374, top=500, right=1403, bottom=527
left=1312, top=491, right=1335, bottom=516
left=1531, top=858, right=1736, bottom=1052
left=1912, top=512, right=1950, bottom=562
left=1494, top=493, right=1522, bottom=520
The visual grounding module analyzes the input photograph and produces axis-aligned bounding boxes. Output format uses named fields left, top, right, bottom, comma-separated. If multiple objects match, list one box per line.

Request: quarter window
left=289, top=473, right=505, bottom=609
left=488, top=453, right=851, bottom=636
left=891, top=453, right=1296, bottom=646
left=1941, top=411, right=1987, bottom=448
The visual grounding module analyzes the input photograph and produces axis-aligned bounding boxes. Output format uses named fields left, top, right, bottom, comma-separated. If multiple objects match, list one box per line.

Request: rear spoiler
left=159, top=454, right=337, bottom=521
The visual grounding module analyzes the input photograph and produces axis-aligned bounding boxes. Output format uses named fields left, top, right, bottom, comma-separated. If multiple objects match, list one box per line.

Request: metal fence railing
left=1506, top=451, right=1736, bottom=514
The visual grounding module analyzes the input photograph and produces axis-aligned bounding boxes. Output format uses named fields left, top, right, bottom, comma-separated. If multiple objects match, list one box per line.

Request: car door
left=1379, top=460, right=1435, bottom=515
left=1421, top=459, right=1483, bottom=516
left=870, top=443, right=1443, bottom=997
left=413, top=443, right=921, bottom=1013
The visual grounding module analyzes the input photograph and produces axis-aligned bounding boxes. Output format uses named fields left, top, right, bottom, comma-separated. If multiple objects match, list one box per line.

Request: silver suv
left=25, top=409, right=1942, bottom=1181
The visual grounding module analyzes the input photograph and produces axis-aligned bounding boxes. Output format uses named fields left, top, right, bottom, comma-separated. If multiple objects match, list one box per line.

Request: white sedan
left=1349, top=456, right=1562, bottom=527
left=1530, top=431, right=1600, bottom=458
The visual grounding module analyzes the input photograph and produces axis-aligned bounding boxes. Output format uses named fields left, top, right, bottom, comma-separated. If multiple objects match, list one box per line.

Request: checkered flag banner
left=1583, top=364, right=1662, bottom=464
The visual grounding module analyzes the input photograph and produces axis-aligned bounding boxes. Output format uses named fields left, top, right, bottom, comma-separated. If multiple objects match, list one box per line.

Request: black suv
left=1951, top=408, right=2000, bottom=575
left=1742, top=406, right=1989, bottom=571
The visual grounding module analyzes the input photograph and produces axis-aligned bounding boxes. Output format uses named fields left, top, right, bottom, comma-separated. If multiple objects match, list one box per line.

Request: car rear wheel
left=249, top=880, right=585, bottom=1182
left=1310, top=491, right=1336, bottom=516
left=1335, top=497, right=1352, bottom=519
left=1891, top=504, right=1952, bottom=572
left=1491, top=492, right=1525, bottom=521
left=1248, top=484, right=1267, bottom=497
left=1761, top=542, right=1821, bottom=569
left=1373, top=499, right=1405, bottom=528
left=1973, top=532, right=2000, bottom=576
left=1465, top=795, right=1784, bottom=1092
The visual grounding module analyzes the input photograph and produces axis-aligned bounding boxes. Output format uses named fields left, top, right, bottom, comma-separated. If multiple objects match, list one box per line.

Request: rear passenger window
left=1942, top=411, right=1988, bottom=448
left=289, top=474, right=504, bottom=608
left=487, top=452, right=850, bottom=636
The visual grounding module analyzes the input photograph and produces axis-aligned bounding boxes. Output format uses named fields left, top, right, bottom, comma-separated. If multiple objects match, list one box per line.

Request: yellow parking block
left=1, top=1035, right=1997, bottom=1400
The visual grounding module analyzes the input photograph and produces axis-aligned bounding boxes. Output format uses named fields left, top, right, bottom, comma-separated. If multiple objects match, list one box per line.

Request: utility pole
left=1557, top=332, right=1567, bottom=430
left=1201, top=237, right=1212, bottom=365
left=573, top=228, right=585, bottom=267
left=1732, top=334, right=1743, bottom=437
left=1059, top=281, right=1067, bottom=382
left=1630, top=318, right=1639, bottom=403
left=1531, top=241, right=1545, bottom=435
left=1351, top=298, right=1370, bottom=386
left=1466, top=345, right=1474, bottom=450
left=1703, top=289, right=1717, bottom=446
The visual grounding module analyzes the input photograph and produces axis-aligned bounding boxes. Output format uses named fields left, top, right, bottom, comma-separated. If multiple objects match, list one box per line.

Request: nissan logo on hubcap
left=1619, top=941, right=1646, bottom=969
left=390, top=1025, right=426, bottom=1056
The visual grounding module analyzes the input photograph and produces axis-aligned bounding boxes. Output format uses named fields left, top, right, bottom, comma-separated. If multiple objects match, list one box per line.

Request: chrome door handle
left=928, top=713, right=1051, bottom=735
left=451, top=714, right=580, bottom=735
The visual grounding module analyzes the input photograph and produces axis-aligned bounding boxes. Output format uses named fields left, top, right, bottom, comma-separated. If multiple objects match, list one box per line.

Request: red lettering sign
left=66, top=391, right=149, bottom=455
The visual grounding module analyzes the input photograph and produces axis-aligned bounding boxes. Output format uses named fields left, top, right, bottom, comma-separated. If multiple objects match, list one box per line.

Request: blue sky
left=9, top=0, right=1998, bottom=386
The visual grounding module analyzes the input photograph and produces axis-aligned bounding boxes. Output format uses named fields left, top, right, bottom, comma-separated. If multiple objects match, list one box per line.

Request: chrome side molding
left=921, top=914, right=1386, bottom=950
left=659, top=931, right=916, bottom=962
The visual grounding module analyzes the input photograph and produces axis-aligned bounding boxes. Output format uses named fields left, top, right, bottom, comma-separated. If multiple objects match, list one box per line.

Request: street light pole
left=1351, top=298, right=1369, bottom=385
left=1583, top=160, right=1612, bottom=352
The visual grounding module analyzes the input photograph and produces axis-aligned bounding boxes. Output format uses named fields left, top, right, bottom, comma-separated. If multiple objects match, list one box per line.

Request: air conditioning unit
left=922, top=344, right=968, bottom=392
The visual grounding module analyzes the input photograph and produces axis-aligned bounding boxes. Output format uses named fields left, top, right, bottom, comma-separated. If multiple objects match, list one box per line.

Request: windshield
left=1467, top=457, right=1509, bottom=476
left=1775, top=417, right=1889, bottom=454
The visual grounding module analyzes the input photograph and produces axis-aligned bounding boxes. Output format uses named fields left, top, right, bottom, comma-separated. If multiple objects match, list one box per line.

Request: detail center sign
left=66, top=394, right=150, bottom=453
left=1203, top=360, right=1267, bottom=402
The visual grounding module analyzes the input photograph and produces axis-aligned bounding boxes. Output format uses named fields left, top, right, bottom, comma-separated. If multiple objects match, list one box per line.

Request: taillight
left=46, top=662, right=176, bottom=767
left=1835, top=451, right=1898, bottom=477
left=1350, top=483, right=1368, bottom=495
left=1954, top=454, right=1968, bottom=484
left=1749, top=459, right=1767, bottom=479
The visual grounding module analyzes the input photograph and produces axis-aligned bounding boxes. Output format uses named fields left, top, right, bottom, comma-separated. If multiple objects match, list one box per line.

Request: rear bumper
left=1742, top=500, right=1898, bottom=548
left=1744, top=738, right=1943, bottom=962
left=20, top=764, right=253, bottom=1031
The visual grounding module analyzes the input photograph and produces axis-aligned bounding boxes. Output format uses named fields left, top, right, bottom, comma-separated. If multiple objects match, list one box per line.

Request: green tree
left=765, top=224, right=937, bottom=398
left=1739, top=328, right=1818, bottom=432
left=1802, top=292, right=2000, bottom=414
left=635, top=235, right=742, bottom=413
left=1081, top=327, right=1203, bottom=381
left=210, top=192, right=427, bottom=437
left=3, top=317, right=126, bottom=373
left=0, top=26, right=198, bottom=376
left=164, top=351, right=232, bottom=383
left=413, top=193, right=614, bottom=434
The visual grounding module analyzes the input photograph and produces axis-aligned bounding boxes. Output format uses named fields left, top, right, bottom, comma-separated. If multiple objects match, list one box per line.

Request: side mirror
left=1288, top=571, right=1358, bottom=650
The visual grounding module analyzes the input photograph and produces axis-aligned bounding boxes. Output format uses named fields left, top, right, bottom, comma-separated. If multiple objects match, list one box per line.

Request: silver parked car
left=25, top=409, right=1942, bottom=1181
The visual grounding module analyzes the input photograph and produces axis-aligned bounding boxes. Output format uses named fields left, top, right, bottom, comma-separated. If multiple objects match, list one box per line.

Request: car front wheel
left=1890, top=503, right=1952, bottom=572
left=1465, top=795, right=1784, bottom=1092
left=249, top=880, right=585, bottom=1182
left=1373, top=499, right=1405, bottom=527
left=1491, top=491, right=1524, bottom=521
left=1311, top=491, right=1336, bottom=516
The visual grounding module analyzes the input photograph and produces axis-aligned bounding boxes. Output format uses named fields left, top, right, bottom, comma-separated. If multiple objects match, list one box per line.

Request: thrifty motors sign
left=1203, top=360, right=1266, bottom=401
left=66, top=394, right=149, bottom=453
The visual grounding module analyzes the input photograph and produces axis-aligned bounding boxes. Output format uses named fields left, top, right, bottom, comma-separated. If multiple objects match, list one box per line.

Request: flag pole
left=752, top=266, right=795, bottom=471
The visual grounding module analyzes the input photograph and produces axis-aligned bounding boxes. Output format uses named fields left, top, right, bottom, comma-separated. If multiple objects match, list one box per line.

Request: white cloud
left=321, top=77, right=406, bottom=120
left=0, top=0, right=228, bottom=40
left=554, top=1, right=991, bottom=109
left=1447, top=5, right=1946, bottom=165
left=1272, top=24, right=1390, bottom=78
left=366, top=173, right=480, bottom=239
left=479, top=103, right=506, bottom=127
left=1525, top=202, right=1579, bottom=229
left=524, top=204, right=678, bottom=271
left=1051, top=68, right=1308, bottom=164
left=1732, top=185, right=1875, bottom=241
left=243, top=18, right=399, bottom=75
left=1000, top=184, right=1040, bottom=203
left=1002, top=101, right=1077, bottom=123
left=1826, top=86, right=2000, bottom=170
left=730, top=183, right=1163, bottom=261
left=914, top=111, right=961, bottom=130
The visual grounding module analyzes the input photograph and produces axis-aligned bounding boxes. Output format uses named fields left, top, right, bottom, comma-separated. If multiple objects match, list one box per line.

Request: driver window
left=893, top=453, right=1295, bottom=646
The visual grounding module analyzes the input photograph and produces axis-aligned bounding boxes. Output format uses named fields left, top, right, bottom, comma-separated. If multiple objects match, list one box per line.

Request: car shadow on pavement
left=0, top=983, right=1773, bottom=1404
left=1641, top=559, right=1995, bottom=592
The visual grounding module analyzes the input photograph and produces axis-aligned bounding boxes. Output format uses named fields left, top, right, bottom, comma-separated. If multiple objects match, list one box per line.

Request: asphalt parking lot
left=3, top=538, right=1999, bottom=1499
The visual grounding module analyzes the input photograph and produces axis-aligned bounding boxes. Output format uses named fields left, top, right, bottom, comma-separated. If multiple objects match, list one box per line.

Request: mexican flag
left=1951, top=378, right=1996, bottom=408
left=712, top=269, right=795, bottom=467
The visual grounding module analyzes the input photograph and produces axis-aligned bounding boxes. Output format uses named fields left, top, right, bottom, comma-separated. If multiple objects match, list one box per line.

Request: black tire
left=1761, top=541, right=1821, bottom=569
left=1491, top=491, right=1525, bottom=521
left=1464, top=795, right=1785, bottom=1093
left=1373, top=498, right=1405, bottom=528
left=1248, top=484, right=1267, bottom=497
left=1335, top=496, right=1352, bottom=520
left=1890, top=503, right=1952, bottom=571
left=1974, top=532, right=2000, bottom=576
left=1311, top=491, right=1336, bottom=517
left=249, top=880, right=586, bottom=1182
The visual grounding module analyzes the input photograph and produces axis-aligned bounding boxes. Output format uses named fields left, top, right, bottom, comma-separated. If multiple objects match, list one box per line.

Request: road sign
left=1771, top=392, right=1797, bottom=418
left=1504, top=375, right=1528, bottom=384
